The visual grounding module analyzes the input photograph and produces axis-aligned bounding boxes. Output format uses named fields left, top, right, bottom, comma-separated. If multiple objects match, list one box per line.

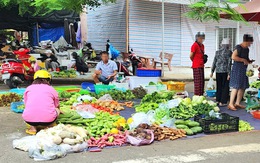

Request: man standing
left=190, top=32, right=206, bottom=96
left=93, top=51, right=118, bottom=84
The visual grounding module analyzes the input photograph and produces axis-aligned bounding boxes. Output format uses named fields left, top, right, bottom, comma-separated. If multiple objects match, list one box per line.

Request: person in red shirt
left=190, top=32, right=206, bottom=96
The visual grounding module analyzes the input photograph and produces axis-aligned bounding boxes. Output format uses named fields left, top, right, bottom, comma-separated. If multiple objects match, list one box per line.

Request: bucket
left=81, top=82, right=95, bottom=92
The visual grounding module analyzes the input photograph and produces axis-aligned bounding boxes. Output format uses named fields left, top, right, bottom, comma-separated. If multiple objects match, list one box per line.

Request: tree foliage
left=185, top=0, right=246, bottom=22
left=0, top=0, right=116, bottom=15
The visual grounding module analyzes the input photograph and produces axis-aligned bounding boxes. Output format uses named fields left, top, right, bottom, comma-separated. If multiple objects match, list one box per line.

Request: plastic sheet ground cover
left=118, top=99, right=259, bottom=140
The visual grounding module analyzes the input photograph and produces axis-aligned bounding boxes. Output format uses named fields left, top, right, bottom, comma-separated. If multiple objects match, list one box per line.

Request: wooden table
left=137, top=55, right=155, bottom=68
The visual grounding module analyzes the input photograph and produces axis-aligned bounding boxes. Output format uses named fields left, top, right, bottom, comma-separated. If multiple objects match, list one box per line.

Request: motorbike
left=1, top=48, right=34, bottom=88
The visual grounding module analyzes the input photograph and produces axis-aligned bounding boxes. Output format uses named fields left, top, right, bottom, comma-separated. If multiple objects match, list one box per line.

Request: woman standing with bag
left=190, top=32, right=207, bottom=96
left=210, top=38, right=232, bottom=106
left=228, top=34, right=254, bottom=111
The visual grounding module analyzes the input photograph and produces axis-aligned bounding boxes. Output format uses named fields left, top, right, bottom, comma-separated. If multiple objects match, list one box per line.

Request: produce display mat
left=118, top=99, right=260, bottom=140
left=220, top=106, right=260, bottom=130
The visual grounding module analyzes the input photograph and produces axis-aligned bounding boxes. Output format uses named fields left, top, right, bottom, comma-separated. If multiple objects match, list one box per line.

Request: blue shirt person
left=93, top=51, right=118, bottom=84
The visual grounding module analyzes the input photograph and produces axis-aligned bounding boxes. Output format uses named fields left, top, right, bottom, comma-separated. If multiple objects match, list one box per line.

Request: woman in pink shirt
left=22, top=70, right=60, bottom=135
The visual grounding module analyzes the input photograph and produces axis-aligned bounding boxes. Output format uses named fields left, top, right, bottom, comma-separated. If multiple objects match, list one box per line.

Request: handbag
left=196, top=42, right=208, bottom=64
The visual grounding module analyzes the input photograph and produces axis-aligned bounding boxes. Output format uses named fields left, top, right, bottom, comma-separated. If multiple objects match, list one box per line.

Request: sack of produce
left=13, top=136, right=38, bottom=152
left=246, top=64, right=254, bottom=77
left=127, top=128, right=154, bottom=146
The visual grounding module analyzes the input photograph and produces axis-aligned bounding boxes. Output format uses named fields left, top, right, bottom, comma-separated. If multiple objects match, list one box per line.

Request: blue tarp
left=32, top=25, right=64, bottom=46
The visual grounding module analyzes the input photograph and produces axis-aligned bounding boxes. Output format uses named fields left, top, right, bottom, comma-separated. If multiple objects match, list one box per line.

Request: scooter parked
left=1, top=48, right=34, bottom=88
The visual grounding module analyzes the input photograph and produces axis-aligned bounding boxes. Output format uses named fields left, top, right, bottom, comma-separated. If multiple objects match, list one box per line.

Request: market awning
left=0, top=6, right=79, bottom=31
left=221, top=0, right=260, bottom=22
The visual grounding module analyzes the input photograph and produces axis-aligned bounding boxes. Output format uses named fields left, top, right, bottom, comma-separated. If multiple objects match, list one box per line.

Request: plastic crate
left=206, top=90, right=216, bottom=97
left=9, top=88, right=26, bottom=95
left=11, top=101, right=24, bottom=113
left=81, top=82, right=95, bottom=92
left=94, top=84, right=116, bottom=94
left=167, top=82, right=185, bottom=92
left=157, top=84, right=167, bottom=91
left=136, top=69, right=162, bottom=77
left=194, top=113, right=239, bottom=134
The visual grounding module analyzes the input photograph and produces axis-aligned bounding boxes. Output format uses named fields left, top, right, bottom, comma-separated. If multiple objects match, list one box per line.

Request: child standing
left=22, top=70, right=60, bottom=135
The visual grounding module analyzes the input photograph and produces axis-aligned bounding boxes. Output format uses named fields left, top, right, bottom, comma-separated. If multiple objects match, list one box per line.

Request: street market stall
left=4, top=80, right=259, bottom=161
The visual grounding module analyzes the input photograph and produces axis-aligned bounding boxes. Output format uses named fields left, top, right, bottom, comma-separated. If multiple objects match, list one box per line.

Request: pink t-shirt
left=22, top=84, right=59, bottom=123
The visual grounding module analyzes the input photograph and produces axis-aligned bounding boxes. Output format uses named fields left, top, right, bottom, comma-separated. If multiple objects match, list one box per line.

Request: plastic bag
left=98, top=94, right=113, bottom=101
left=207, top=78, right=215, bottom=90
left=13, top=136, right=38, bottom=152
left=129, top=112, right=151, bottom=130
left=59, top=142, right=88, bottom=153
left=29, top=144, right=67, bottom=161
left=159, top=117, right=175, bottom=128
left=75, top=104, right=99, bottom=118
left=167, top=99, right=181, bottom=109
left=77, top=95, right=93, bottom=102
left=126, top=130, right=154, bottom=146
left=246, top=64, right=254, bottom=77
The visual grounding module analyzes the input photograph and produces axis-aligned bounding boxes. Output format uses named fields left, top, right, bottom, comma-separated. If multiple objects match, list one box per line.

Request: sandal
left=234, top=104, right=246, bottom=109
left=25, top=129, right=37, bottom=135
left=219, top=103, right=227, bottom=107
left=228, top=105, right=237, bottom=111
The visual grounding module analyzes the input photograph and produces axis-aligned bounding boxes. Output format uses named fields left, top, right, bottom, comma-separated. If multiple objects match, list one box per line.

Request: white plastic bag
left=129, top=112, right=151, bottom=130
left=98, top=94, right=113, bottom=101
left=28, top=144, right=67, bottom=161
left=207, top=78, right=215, bottom=90
left=246, top=64, right=254, bottom=77
left=13, top=136, right=38, bottom=152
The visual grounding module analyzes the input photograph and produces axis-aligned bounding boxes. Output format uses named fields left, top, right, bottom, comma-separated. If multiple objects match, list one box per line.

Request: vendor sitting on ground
left=93, top=51, right=118, bottom=84
left=42, top=50, right=60, bottom=71
left=22, top=70, right=60, bottom=135
left=71, top=52, right=89, bottom=75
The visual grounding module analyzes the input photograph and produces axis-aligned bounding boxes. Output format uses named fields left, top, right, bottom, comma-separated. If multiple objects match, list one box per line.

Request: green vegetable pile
left=239, top=120, right=254, bottom=132
left=135, top=103, right=159, bottom=113
left=250, top=81, right=260, bottom=89
left=53, top=70, right=77, bottom=78
left=154, top=107, right=169, bottom=124
left=169, top=98, right=197, bottom=119
left=175, top=120, right=202, bottom=136
left=59, top=91, right=72, bottom=99
left=141, top=91, right=175, bottom=104
left=58, top=107, right=125, bottom=138
left=60, top=93, right=81, bottom=106
left=192, top=96, right=218, bottom=115
left=131, top=87, right=147, bottom=99
left=95, top=89, right=135, bottom=101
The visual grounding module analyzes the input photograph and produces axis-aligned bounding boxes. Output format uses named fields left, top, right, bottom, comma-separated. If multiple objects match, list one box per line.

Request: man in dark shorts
left=93, top=51, right=118, bottom=84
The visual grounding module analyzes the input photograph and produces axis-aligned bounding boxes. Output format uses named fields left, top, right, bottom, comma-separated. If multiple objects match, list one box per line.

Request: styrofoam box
left=126, top=76, right=160, bottom=90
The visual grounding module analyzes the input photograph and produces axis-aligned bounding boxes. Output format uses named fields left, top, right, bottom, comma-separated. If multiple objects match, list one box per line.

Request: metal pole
left=162, top=0, right=165, bottom=77
left=126, top=0, right=129, bottom=53
left=36, top=22, right=39, bottom=46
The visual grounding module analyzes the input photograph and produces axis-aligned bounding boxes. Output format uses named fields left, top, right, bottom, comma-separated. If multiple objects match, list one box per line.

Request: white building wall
left=129, top=0, right=182, bottom=65
left=180, top=5, right=256, bottom=67
left=87, top=0, right=126, bottom=52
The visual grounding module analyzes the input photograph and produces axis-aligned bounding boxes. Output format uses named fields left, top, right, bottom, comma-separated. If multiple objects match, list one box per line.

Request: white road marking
left=199, top=143, right=260, bottom=156
left=113, top=143, right=260, bottom=163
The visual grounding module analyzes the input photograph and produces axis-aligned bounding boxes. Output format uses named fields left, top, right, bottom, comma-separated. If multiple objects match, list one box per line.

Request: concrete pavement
left=1, top=106, right=260, bottom=163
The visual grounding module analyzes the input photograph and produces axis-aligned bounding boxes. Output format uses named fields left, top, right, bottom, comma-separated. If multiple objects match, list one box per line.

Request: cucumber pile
left=175, top=120, right=203, bottom=136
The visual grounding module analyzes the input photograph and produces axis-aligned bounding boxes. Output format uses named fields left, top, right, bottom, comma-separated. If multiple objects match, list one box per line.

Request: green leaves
left=185, top=0, right=246, bottom=22
left=0, top=0, right=117, bottom=15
